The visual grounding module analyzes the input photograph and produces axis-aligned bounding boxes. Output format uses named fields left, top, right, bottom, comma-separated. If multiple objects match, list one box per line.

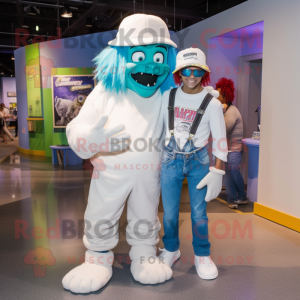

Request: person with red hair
left=216, top=78, right=249, bottom=209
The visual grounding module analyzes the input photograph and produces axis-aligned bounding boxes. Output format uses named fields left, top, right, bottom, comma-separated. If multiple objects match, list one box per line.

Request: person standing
left=216, top=78, right=249, bottom=209
left=13, top=107, right=18, bottom=137
left=0, top=103, right=13, bottom=142
left=159, top=48, right=228, bottom=280
left=0, top=112, right=6, bottom=143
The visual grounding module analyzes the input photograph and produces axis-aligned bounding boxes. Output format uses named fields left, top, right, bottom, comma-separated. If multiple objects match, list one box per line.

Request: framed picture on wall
left=7, top=92, right=17, bottom=97
left=51, top=75, right=96, bottom=128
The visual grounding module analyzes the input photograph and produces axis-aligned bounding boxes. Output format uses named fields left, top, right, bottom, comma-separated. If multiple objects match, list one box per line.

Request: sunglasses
left=180, top=68, right=205, bottom=78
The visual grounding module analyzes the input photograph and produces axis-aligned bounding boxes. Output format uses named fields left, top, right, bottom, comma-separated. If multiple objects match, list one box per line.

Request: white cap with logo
left=172, top=47, right=210, bottom=73
left=108, top=14, right=177, bottom=48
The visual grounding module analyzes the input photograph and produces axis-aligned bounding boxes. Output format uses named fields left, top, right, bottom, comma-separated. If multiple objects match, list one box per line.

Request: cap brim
left=108, top=37, right=177, bottom=48
left=172, top=63, right=211, bottom=74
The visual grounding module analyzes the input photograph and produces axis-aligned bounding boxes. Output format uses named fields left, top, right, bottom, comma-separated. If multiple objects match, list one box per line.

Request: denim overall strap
left=188, top=93, right=213, bottom=140
left=167, top=135, right=181, bottom=152
left=182, top=138, right=198, bottom=153
left=168, top=88, right=178, bottom=136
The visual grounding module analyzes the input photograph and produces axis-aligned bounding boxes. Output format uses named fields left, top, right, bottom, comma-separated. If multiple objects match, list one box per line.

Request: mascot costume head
left=93, top=14, right=177, bottom=97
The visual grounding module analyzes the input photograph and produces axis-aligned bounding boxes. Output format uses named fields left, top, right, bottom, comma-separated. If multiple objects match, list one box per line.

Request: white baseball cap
left=172, top=47, right=210, bottom=73
left=108, top=14, right=177, bottom=48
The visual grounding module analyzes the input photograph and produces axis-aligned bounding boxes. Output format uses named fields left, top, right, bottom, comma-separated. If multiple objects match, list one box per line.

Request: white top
left=0, top=108, right=9, bottom=118
left=162, top=87, right=228, bottom=162
left=66, top=83, right=164, bottom=174
left=4, top=108, right=9, bottom=115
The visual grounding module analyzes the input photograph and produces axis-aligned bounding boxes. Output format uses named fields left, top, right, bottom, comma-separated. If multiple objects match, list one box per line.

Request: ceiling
left=0, top=0, right=248, bottom=77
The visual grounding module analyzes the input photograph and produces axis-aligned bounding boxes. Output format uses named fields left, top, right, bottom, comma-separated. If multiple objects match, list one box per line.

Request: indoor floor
left=0, top=151, right=300, bottom=300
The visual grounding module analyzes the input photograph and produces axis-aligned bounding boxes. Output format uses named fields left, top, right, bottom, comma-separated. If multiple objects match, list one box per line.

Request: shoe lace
left=159, top=248, right=176, bottom=258
left=195, top=256, right=213, bottom=265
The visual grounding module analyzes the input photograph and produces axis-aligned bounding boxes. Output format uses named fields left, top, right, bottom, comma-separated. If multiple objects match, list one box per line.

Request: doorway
left=237, top=54, right=262, bottom=182
left=237, top=54, right=262, bottom=140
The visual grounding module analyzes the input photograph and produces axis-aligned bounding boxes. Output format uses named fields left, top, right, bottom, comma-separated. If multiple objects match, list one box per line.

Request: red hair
left=173, top=70, right=211, bottom=87
left=215, top=77, right=235, bottom=103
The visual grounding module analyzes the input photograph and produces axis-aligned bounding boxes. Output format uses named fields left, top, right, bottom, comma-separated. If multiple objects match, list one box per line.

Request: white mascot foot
left=130, top=245, right=173, bottom=284
left=62, top=250, right=114, bottom=293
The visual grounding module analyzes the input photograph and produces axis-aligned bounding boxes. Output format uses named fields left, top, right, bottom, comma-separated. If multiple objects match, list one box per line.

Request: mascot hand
left=205, top=86, right=219, bottom=98
left=88, top=114, right=130, bottom=152
left=196, top=167, right=225, bottom=202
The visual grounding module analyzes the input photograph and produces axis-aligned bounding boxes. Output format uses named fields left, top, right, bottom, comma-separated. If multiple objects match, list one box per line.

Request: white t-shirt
left=162, top=87, right=228, bottom=162
left=0, top=108, right=9, bottom=117
left=4, top=108, right=9, bottom=116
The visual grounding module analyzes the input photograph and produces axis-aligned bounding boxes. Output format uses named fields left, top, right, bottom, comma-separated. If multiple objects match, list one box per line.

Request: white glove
left=204, top=86, right=219, bottom=98
left=86, top=114, right=130, bottom=153
left=196, top=167, right=225, bottom=202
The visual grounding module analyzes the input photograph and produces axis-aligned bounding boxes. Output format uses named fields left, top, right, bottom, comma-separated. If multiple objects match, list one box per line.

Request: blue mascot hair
left=93, top=45, right=178, bottom=95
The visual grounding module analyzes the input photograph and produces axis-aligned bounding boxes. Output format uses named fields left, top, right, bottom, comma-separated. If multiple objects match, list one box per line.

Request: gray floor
left=0, top=128, right=18, bottom=163
left=0, top=151, right=300, bottom=300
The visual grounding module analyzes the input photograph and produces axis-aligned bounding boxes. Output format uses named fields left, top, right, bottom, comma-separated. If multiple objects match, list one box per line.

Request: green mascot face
left=125, top=44, right=170, bottom=98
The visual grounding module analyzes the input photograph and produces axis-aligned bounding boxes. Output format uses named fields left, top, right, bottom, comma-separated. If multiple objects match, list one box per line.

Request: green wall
left=25, top=45, right=45, bottom=151
left=28, top=121, right=45, bottom=151
left=25, top=45, right=43, bottom=118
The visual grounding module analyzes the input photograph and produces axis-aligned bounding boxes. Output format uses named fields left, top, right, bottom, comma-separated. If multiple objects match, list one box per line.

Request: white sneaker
left=159, top=248, right=181, bottom=267
left=194, top=255, right=218, bottom=280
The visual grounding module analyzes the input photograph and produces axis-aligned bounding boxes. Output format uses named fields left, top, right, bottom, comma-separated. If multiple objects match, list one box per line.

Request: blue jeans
left=224, top=151, right=247, bottom=203
left=161, top=137, right=211, bottom=256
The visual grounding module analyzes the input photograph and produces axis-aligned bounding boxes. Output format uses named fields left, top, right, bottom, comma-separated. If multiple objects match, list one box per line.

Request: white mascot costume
left=62, top=14, right=179, bottom=293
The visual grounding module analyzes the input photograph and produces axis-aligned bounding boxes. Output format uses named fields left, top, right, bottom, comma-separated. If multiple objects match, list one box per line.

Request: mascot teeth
left=131, top=72, right=158, bottom=87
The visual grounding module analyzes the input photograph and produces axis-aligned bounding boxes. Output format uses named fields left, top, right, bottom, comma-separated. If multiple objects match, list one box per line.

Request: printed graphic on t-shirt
left=174, top=105, right=197, bottom=133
